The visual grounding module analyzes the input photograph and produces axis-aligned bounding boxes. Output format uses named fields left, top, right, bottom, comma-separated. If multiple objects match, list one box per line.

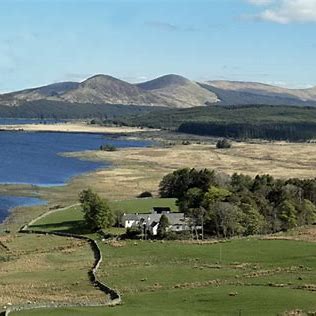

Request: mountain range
left=1, top=74, right=316, bottom=108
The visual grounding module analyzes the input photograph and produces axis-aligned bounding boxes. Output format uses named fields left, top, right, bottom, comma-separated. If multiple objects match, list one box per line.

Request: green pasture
left=12, top=238, right=316, bottom=315
left=12, top=285, right=316, bottom=316
left=14, top=198, right=316, bottom=316
left=0, top=234, right=106, bottom=308
left=29, top=198, right=177, bottom=234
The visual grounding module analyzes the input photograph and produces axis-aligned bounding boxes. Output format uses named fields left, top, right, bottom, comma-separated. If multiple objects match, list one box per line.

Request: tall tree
left=240, top=203, right=266, bottom=235
left=277, top=200, right=297, bottom=230
left=208, top=202, right=245, bottom=238
left=79, top=189, right=114, bottom=231
left=297, top=199, right=316, bottom=226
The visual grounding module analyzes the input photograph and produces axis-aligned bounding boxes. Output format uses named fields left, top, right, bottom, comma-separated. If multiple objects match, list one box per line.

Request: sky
left=0, top=0, right=316, bottom=92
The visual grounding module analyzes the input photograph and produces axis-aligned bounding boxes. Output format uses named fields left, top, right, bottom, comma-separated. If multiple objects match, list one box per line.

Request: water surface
left=0, top=195, right=46, bottom=223
left=0, top=131, right=150, bottom=223
left=0, top=131, right=148, bottom=186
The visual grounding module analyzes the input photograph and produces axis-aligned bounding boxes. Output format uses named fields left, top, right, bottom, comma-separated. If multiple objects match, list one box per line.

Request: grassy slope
left=12, top=239, right=316, bottom=315
left=19, top=205, right=316, bottom=316
left=28, top=198, right=177, bottom=234
left=0, top=234, right=106, bottom=307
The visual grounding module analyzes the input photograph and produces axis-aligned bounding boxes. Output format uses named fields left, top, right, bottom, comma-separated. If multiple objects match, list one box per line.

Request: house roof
left=122, top=212, right=185, bottom=226
left=153, top=207, right=171, bottom=214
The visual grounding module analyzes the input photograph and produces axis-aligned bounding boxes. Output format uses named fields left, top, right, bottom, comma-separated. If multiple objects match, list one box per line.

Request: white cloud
left=249, top=0, right=316, bottom=24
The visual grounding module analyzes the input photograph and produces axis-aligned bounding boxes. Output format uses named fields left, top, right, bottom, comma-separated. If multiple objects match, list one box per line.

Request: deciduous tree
left=79, top=189, right=114, bottom=231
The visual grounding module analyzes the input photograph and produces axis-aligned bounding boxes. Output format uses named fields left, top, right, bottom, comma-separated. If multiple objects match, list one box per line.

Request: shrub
left=157, top=214, right=170, bottom=239
left=137, top=191, right=153, bottom=198
left=90, top=119, right=102, bottom=125
left=216, top=139, right=232, bottom=149
left=100, top=144, right=117, bottom=151
left=182, top=140, right=191, bottom=145
left=125, top=227, right=142, bottom=239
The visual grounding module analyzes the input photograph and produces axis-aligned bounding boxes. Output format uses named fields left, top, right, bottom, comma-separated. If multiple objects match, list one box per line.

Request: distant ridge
left=137, top=74, right=191, bottom=90
left=0, top=82, right=79, bottom=106
left=203, top=80, right=316, bottom=106
left=58, top=74, right=165, bottom=106
left=137, top=74, right=219, bottom=107
left=1, top=74, right=316, bottom=109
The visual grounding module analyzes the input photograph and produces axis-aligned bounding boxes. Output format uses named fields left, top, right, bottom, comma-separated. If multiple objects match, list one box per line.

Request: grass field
left=11, top=238, right=316, bottom=315
left=64, top=141, right=316, bottom=202
left=0, top=234, right=107, bottom=308
left=16, top=208, right=316, bottom=315
left=28, top=198, right=177, bottom=234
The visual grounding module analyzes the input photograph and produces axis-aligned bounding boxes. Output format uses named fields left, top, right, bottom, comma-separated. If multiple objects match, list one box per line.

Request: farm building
left=121, top=208, right=189, bottom=236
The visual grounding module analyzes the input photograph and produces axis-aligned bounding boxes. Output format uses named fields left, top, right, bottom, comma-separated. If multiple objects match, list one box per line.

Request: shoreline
left=0, top=122, right=158, bottom=134
left=0, top=196, right=47, bottom=225
left=0, top=128, right=153, bottom=231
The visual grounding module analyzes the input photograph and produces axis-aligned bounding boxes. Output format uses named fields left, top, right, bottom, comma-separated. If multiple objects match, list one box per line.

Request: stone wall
left=1, top=224, right=121, bottom=315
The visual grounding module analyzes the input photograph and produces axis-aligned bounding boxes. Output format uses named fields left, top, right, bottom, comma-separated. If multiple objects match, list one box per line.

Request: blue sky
left=0, top=0, right=316, bottom=92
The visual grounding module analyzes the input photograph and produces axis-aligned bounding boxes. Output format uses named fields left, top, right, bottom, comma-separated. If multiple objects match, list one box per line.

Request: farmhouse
left=121, top=207, right=189, bottom=236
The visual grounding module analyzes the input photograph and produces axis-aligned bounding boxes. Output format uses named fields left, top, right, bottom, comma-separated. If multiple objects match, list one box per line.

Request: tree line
left=159, top=168, right=316, bottom=238
left=178, top=122, right=316, bottom=141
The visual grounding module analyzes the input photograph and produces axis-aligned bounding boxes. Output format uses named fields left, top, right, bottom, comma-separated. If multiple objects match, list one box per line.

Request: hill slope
left=57, top=75, right=166, bottom=106
left=0, top=82, right=79, bottom=106
left=204, top=81, right=316, bottom=106
left=0, top=74, right=214, bottom=108
left=1, top=75, right=316, bottom=109
left=138, top=74, right=219, bottom=107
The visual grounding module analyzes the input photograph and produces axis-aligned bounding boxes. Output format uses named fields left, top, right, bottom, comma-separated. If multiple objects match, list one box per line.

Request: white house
left=121, top=207, right=189, bottom=236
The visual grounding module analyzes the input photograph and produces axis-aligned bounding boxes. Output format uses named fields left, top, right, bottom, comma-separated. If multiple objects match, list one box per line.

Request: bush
left=216, top=139, right=232, bottom=149
left=90, top=119, right=102, bottom=125
left=182, top=140, right=191, bottom=145
left=137, top=191, right=153, bottom=198
left=125, top=227, right=142, bottom=239
left=164, top=231, right=192, bottom=240
left=100, top=144, right=117, bottom=151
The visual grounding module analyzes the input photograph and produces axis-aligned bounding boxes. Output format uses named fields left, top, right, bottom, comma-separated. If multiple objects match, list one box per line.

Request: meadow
left=10, top=235, right=316, bottom=315
left=28, top=198, right=177, bottom=235
left=6, top=202, right=314, bottom=315
left=0, top=234, right=107, bottom=308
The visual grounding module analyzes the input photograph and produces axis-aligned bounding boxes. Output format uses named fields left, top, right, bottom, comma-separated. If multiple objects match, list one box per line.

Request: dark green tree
left=184, top=187, right=204, bottom=210
left=159, top=168, right=215, bottom=199
left=157, top=214, right=170, bottom=239
left=231, top=173, right=253, bottom=192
